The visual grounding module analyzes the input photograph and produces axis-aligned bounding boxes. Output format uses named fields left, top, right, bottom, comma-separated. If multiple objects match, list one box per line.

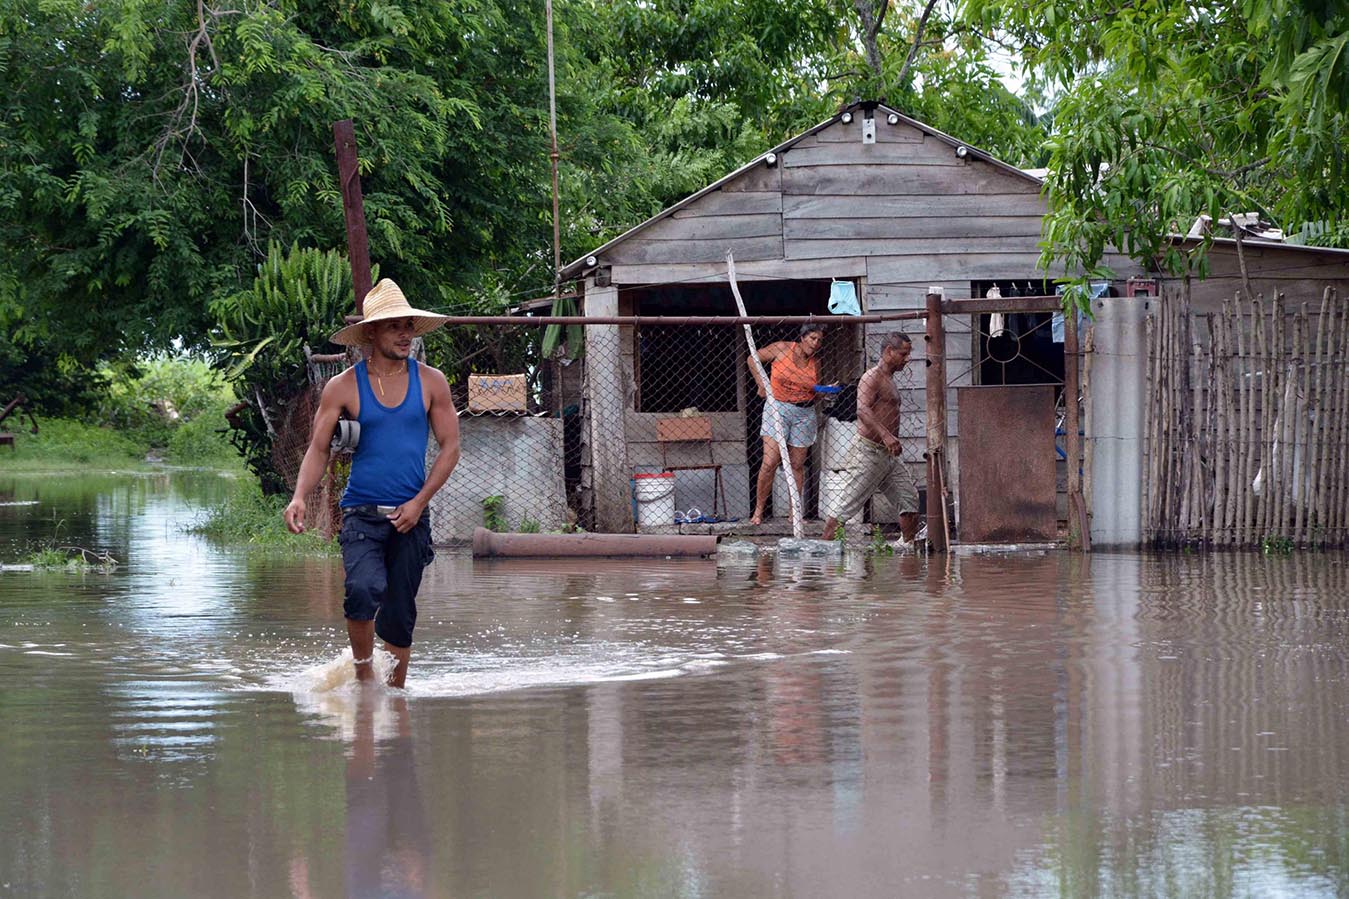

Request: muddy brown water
left=1, top=471, right=1348, bottom=897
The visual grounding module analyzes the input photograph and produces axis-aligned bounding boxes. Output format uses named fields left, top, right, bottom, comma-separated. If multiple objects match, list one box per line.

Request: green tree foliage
left=2, top=0, right=1055, bottom=412
left=211, top=242, right=359, bottom=492
left=0, top=0, right=577, bottom=366
left=590, top=1, right=1049, bottom=202
left=962, top=0, right=1349, bottom=296
left=98, top=356, right=236, bottom=460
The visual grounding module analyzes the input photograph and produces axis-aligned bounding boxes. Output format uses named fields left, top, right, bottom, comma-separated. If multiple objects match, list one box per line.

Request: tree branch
left=852, top=0, right=887, bottom=81
left=895, top=0, right=941, bottom=90
left=152, top=0, right=223, bottom=181
left=871, top=0, right=890, bottom=37
left=1205, top=156, right=1271, bottom=179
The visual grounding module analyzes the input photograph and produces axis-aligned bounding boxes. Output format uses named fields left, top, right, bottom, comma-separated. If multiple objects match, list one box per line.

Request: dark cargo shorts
left=338, top=505, right=434, bottom=648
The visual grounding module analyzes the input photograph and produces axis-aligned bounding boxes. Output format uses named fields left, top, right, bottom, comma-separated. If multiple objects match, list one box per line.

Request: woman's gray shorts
left=338, top=506, right=434, bottom=649
left=759, top=400, right=818, bottom=447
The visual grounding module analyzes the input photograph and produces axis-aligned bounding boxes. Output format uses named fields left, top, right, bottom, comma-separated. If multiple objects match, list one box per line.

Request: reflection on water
left=286, top=691, right=432, bottom=899
left=1, top=472, right=1348, bottom=896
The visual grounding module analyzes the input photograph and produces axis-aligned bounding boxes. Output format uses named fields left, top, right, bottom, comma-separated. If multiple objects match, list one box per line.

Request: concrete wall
left=429, top=415, right=568, bottom=543
left=579, top=282, right=636, bottom=533
left=1087, top=294, right=1149, bottom=548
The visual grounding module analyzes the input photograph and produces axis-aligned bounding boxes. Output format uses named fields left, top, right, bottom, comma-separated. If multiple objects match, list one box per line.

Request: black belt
left=786, top=399, right=814, bottom=408
left=345, top=504, right=399, bottom=517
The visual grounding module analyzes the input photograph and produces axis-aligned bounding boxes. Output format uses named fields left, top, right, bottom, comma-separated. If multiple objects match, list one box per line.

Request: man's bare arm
left=388, top=366, right=460, bottom=533
left=284, top=375, right=347, bottom=533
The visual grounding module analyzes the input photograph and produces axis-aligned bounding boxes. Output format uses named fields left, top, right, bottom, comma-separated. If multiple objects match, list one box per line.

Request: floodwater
left=1, top=472, right=1348, bottom=898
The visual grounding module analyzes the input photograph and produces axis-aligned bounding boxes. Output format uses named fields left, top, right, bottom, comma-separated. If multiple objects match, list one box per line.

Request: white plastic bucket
left=634, top=472, right=676, bottom=526
left=819, top=469, right=852, bottom=521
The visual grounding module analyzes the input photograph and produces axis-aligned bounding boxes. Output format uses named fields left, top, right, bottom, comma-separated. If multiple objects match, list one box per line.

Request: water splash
left=291, top=647, right=400, bottom=693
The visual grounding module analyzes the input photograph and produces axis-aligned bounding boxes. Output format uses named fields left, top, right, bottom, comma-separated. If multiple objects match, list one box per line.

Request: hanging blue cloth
left=829, top=280, right=861, bottom=316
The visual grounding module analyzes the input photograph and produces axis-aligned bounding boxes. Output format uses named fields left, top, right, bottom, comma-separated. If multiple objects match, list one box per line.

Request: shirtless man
left=284, top=279, right=461, bottom=688
left=820, top=332, right=921, bottom=544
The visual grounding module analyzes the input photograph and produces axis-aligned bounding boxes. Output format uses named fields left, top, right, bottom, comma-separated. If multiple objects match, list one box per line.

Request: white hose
left=727, top=252, right=804, bottom=539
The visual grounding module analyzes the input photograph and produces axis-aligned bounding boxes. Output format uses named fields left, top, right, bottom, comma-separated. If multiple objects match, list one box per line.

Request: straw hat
left=329, top=279, right=449, bottom=347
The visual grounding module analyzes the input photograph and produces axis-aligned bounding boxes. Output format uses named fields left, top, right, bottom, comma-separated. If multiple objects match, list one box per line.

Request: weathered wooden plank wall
left=1174, top=244, right=1349, bottom=312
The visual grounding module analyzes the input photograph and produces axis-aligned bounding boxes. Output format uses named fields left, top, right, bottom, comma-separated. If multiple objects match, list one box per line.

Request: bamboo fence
left=1144, top=285, right=1349, bottom=547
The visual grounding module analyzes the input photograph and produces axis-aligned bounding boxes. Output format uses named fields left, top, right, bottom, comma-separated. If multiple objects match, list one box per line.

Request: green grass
left=1260, top=534, right=1295, bottom=555
left=6, top=418, right=148, bottom=471
left=6, top=416, right=242, bottom=472
left=187, top=481, right=338, bottom=555
left=25, top=547, right=70, bottom=568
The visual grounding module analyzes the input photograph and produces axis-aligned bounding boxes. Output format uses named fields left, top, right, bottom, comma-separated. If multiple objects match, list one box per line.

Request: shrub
left=96, top=356, right=238, bottom=463
left=187, top=479, right=336, bottom=554
left=210, top=242, right=367, bottom=494
left=482, top=495, right=507, bottom=531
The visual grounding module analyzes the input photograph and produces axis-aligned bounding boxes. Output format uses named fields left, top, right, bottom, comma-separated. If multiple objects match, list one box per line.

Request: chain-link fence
left=257, top=346, right=363, bottom=537
left=261, top=315, right=926, bottom=542
left=428, top=316, right=928, bottom=542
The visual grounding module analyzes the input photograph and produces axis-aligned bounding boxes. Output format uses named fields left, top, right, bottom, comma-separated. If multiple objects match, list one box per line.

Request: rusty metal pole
left=1064, top=298, right=1089, bottom=550
left=321, top=120, right=374, bottom=537
left=332, top=119, right=373, bottom=315
left=543, top=0, right=564, bottom=416
left=925, top=289, right=948, bottom=551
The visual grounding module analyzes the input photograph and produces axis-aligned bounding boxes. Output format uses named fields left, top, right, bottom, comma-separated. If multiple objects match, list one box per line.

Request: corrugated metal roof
left=1168, top=235, right=1349, bottom=258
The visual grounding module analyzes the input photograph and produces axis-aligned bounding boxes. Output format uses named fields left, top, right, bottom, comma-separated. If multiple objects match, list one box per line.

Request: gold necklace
left=369, top=361, right=407, bottom=399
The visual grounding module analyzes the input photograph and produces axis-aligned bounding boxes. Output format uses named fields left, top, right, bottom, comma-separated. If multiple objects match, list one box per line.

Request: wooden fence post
left=925, top=289, right=948, bottom=551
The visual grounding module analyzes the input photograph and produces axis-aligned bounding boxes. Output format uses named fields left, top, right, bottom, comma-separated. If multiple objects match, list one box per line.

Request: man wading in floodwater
left=285, top=279, right=460, bottom=688
left=820, top=332, right=922, bottom=547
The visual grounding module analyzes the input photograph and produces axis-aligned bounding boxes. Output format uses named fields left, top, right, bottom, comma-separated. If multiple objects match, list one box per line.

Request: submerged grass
left=188, top=481, right=338, bottom=555
left=24, top=544, right=120, bottom=572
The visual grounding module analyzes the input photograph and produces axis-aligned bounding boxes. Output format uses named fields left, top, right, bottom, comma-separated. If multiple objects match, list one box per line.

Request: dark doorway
left=625, top=280, right=860, bottom=520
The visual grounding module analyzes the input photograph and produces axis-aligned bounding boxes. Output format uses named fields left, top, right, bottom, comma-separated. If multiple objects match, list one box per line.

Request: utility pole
left=331, top=119, right=373, bottom=315
left=545, top=0, right=562, bottom=299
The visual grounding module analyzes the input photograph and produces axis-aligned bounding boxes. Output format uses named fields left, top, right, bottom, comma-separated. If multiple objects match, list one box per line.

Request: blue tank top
left=341, top=360, right=429, bottom=507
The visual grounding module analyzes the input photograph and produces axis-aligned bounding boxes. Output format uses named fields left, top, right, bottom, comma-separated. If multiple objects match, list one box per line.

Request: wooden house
left=559, top=100, right=1349, bottom=547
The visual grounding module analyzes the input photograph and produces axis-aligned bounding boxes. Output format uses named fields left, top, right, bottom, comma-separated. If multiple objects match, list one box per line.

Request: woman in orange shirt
left=747, top=324, right=826, bottom=525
